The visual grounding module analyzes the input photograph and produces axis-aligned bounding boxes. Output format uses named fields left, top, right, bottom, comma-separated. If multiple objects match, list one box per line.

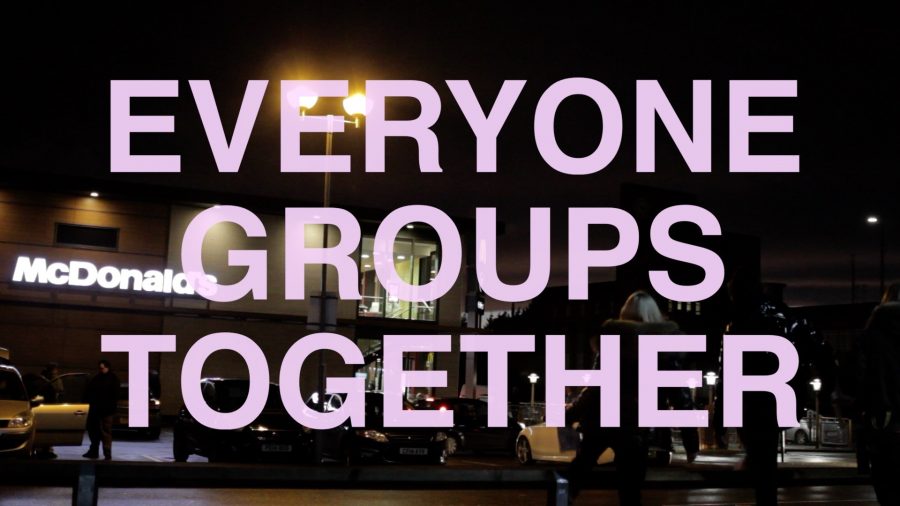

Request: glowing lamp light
left=810, top=378, right=822, bottom=392
left=704, top=371, right=718, bottom=386
left=528, top=373, right=540, bottom=384
left=342, top=93, right=368, bottom=116
left=89, top=192, right=99, bottom=198
left=297, top=95, right=318, bottom=110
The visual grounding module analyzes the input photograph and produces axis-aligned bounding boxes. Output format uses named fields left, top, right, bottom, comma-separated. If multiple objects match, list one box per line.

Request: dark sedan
left=113, top=383, right=162, bottom=439
left=315, top=391, right=448, bottom=465
left=173, top=378, right=312, bottom=463
left=414, top=397, right=521, bottom=455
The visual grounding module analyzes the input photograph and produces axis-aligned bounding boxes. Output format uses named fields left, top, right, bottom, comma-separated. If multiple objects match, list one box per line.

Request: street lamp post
left=528, top=373, right=540, bottom=408
left=867, top=216, right=885, bottom=297
left=704, top=371, right=718, bottom=450
left=300, top=92, right=367, bottom=462
left=810, top=378, right=822, bottom=449
left=704, top=371, right=717, bottom=410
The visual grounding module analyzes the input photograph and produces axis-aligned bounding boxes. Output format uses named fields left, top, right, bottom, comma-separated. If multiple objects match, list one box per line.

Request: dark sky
left=2, top=3, right=897, bottom=307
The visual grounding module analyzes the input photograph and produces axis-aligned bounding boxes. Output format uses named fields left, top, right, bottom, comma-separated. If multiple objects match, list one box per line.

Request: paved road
left=0, top=485, right=879, bottom=505
left=48, top=428, right=860, bottom=470
left=4, top=429, right=872, bottom=505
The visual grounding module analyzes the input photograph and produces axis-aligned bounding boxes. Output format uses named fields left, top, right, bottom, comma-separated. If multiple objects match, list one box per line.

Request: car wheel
left=173, top=430, right=190, bottom=462
left=794, top=430, right=809, bottom=445
left=445, top=435, right=460, bottom=455
left=516, top=437, right=534, bottom=465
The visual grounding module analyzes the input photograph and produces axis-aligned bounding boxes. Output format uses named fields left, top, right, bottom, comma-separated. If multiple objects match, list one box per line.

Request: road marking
left=142, top=454, right=164, bottom=462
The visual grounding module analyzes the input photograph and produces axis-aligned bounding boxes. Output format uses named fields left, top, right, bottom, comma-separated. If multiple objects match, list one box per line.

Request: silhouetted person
left=34, top=362, right=63, bottom=459
left=83, top=359, right=119, bottom=461
left=725, top=271, right=783, bottom=505
left=859, top=283, right=900, bottom=505
left=566, top=291, right=696, bottom=505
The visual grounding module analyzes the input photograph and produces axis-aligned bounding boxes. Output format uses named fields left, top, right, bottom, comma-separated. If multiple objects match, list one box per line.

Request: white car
left=515, top=424, right=614, bottom=465
left=26, top=373, right=91, bottom=448
left=0, top=365, right=36, bottom=457
left=515, top=424, right=673, bottom=466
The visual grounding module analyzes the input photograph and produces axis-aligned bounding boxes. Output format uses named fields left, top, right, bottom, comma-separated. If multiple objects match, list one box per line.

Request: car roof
left=202, top=378, right=278, bottom=386
left=0, top=364, right=22, bottom=375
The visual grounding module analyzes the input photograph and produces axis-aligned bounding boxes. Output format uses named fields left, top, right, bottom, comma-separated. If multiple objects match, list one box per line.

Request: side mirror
left=31, top=395, right=45, bottom=407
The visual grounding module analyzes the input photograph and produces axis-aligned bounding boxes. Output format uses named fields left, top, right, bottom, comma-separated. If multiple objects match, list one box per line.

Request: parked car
left=22, top=372, right=90, bottom=449
left=413, top=397, right=521, bottom=455
left=785, top=410, right=851, bottom=446
left=113, top=382, right=162, bottom=439
left=0, top=365, right=36, bottom=458
left=784, top=418, right=812, bottom=445
left=173, top=378, right=313, bottom=463
left=515, top=424, right=671, bottom=466
left=315, top=391, right=448, bottom=465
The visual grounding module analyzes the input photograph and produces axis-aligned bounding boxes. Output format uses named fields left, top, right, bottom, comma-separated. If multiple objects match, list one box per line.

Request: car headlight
left=8, top=411, right=33, bottom=429
left=249, top=424, right=269, bottom=432
left=359, top=430, right=389, bottom=443
left=433, top=431, right=448, bottom=442
left=152, top=399, right=161, bottom=407
left=518, top=422, right=526, bottom=430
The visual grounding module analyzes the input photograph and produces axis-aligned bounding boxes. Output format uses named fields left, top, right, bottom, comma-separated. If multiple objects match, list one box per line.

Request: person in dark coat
left=82, top=359, right=120, bottom=460
left=565, top=290, right=697, bottom=505
left=723, top=271, right=786, bottom=506
left=859, top=283, right=900, bottom=505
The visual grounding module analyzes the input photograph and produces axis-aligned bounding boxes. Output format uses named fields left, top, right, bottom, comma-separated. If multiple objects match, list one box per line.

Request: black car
left=414, top=397, right=521, bottom=455
left=315, top=391, right=447, bottom=465
left=113, top=383, right=162, bottom=439
left=173, top=378, right=313, bottom=463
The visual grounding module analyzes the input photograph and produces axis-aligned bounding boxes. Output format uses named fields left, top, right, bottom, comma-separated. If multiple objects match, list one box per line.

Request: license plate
left=399, top=447, right=428, bottom=456
left=261, top=444, right=292, bottom=453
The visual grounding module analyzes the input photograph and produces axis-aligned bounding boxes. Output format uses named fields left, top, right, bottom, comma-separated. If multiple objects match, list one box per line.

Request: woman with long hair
left=566, top=290, right=697, bottom=505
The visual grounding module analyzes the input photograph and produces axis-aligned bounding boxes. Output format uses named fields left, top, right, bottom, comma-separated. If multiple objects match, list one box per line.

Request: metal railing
left=0, top=461, right=569, bottom=506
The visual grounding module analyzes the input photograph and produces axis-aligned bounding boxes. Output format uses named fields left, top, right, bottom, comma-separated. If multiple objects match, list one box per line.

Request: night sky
left=2, top=4, right=896, bottom=308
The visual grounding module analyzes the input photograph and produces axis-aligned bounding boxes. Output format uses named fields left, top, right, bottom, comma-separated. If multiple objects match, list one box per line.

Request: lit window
left=358, top=230, right=439, bottom=321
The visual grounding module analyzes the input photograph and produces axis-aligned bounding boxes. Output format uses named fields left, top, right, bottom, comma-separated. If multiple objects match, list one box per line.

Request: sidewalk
left=671, top=448, right=858, bottom=470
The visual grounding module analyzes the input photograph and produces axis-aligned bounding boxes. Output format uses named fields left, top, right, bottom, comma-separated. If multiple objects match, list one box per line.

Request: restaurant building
left=0, top=176, right=473, bottom=416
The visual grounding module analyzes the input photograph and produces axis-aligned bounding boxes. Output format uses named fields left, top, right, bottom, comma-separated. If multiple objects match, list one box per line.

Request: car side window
left=327, top=394, right=343, bottom=412
left=457, top=403, right=477, bottom=425
left=55, top=374, right=88, bottom=404
left=475, top=401, right=489, bottom=425
left=201, top=383, right=217, bottom=409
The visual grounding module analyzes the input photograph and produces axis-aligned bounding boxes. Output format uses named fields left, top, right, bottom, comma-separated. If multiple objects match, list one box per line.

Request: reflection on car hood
left=0, top=399, right=29, bottom=418
left=252, top=411, right=305, bottom=431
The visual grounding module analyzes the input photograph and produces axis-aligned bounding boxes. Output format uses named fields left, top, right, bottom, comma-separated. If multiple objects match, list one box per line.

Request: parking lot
left=41, top=427, right=857, bottom=471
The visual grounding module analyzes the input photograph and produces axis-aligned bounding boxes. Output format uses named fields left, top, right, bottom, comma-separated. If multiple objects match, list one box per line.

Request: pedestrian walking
left=859, top=283, right=900, bottom=505
left=566, top=290, right=696, bottom=505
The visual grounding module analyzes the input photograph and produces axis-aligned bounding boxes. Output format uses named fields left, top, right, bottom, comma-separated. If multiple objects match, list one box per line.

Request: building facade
left=0, top=180, right=471, bottom=416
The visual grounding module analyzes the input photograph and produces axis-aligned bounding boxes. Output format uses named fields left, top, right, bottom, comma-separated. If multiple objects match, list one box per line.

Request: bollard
left=548, top=471, right=569, bottom=506
left=72, top=463, right=98, bottom=506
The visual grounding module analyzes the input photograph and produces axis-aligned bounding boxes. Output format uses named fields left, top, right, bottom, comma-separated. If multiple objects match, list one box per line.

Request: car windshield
left=0, top=370, right=27, bottom=401
left=216, top=382, right=283, bottom=413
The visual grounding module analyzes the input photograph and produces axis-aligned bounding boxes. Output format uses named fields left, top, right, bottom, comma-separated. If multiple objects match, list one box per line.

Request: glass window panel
left=357, top=228, right=439, bottom=322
